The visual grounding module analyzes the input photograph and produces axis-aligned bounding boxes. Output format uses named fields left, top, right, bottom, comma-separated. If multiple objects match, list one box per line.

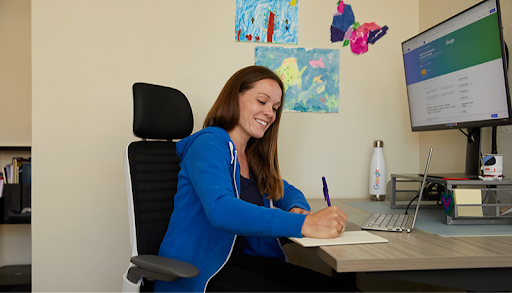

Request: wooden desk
left=306, top=199, right=512, bottom=291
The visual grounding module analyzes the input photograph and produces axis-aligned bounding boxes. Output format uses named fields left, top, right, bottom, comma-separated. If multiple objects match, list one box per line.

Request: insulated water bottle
left=369, top=140, right=386, bottom=201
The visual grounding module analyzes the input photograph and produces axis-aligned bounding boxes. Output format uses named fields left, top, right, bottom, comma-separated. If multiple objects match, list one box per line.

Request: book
left=288, top=231, right=388, bottom=247
left=0, top=175, right=3, bottom=198
left=12, top=157, right=30, bottom=184
left=3, top=164, right=12, bottom=184
left=21, top=162, right=31, bottom=184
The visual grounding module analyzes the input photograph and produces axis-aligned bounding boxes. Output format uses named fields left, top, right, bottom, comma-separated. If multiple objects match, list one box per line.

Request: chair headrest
left=132, top=82, right=194, bottom=140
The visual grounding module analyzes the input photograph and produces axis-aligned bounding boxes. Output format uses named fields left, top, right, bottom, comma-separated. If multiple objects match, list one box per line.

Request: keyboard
left=363, top=213, right=410, bottom=229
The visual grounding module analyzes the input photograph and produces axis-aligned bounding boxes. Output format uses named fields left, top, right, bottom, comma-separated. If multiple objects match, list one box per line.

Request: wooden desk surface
left=308, top=199, right=512, bottom=273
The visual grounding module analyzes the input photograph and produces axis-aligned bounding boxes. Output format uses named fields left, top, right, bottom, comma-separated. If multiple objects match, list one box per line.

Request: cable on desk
left=405, top=182, right=444, bottom=214
left=423, top=182, right=445, bottom=202
left=405, top=194, right=419, bottom=215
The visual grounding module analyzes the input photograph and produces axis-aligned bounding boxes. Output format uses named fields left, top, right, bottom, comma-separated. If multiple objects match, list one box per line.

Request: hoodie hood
left=177, top=126, right=234, bottom=162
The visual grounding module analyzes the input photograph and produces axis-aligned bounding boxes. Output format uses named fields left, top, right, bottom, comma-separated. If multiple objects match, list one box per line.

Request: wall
left=0, top=0, right=31, bottom=148
left=0, top=0, right=31, bottom=268
left=31, top=0, right=420, bottom=291
left=418, top=0, right=512, bottom=178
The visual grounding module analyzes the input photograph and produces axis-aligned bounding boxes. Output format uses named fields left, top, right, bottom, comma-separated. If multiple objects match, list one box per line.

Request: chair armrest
left=126, top=254, right=199, bottom=283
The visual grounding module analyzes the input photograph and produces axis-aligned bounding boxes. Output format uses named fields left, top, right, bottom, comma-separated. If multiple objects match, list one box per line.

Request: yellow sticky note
left=453, top=189, right=483, bottom=217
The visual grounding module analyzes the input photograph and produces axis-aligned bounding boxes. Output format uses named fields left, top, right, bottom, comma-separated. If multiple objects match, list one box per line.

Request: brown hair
left=203, top=66, right=285, bottom=200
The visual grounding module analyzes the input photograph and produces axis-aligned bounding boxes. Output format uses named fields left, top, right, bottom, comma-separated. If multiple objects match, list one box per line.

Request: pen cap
left=373, top=140, right=384, bottom=148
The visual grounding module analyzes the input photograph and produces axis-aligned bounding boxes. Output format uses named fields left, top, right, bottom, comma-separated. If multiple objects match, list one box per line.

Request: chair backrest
left=125, top=83, right=193, bottom=258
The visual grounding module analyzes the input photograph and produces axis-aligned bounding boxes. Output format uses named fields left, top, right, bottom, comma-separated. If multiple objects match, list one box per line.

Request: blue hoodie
left=155, top=126, right=310, bottom=292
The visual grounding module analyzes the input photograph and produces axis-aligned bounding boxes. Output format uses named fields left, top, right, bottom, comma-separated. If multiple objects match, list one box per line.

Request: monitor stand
left=425, top=173, right=479, bottom=179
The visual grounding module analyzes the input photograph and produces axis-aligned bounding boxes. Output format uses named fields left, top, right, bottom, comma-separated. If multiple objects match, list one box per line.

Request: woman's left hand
left=289, top=207, right=313, bottom=215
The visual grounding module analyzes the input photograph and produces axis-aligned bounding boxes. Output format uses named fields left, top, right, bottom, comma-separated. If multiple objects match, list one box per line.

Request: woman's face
left=236, top=78, right=282, bottom=141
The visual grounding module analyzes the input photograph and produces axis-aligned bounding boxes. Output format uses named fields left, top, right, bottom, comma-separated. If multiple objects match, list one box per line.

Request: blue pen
left=322, top=176, right=331, bottom=206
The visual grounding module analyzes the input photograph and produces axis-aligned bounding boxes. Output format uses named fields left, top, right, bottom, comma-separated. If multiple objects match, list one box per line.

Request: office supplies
left=322, top=176, right=331, bottom=206
left=289, top=230, right=388, bottom=247
left=501, top=206, right=512, bottom=216
left=453, top=189, right=484, bottom=217
left=443, top=180, right=512, bottom=225
left=360, top=148, right=432, bottom=233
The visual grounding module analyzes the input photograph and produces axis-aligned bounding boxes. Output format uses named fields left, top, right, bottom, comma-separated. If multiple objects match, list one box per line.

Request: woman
left=155, top=66, right=348, bottom=292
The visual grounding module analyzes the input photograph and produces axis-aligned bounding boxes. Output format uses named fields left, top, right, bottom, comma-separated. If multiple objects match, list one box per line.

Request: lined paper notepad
left=289, top=231, right=388, bottom=247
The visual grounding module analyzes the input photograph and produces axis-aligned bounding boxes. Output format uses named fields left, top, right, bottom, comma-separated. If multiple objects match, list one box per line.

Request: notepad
left=288, top=231, right=388, bottom=247
left=453, top=189, right=483, bottom=217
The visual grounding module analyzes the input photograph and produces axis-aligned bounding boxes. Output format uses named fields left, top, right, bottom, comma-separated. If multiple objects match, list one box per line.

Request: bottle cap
left=373, top=140, right=384, bottom=147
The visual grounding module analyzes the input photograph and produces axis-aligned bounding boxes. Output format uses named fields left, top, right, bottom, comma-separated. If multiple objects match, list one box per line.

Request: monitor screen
left=402, top=0, right=511, bottom=132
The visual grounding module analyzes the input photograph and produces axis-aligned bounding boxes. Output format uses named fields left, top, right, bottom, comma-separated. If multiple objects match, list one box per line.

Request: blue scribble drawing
left=255, top=47, right=340, bottom=113
left=235, top=0, right=299, bottom=44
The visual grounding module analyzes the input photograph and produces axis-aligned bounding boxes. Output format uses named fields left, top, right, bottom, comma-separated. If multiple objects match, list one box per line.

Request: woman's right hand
left=301, top=206, right=348, bottom=239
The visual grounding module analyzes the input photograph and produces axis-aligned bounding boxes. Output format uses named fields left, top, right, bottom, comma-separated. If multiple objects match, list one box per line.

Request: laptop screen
left=411, top=148, right=433, bottom=228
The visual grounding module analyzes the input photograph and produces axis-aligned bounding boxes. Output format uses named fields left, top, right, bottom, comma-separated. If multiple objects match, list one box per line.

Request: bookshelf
left=0, top=146, right=31, bottom=224
left=0, top=147, right=31, bottom=151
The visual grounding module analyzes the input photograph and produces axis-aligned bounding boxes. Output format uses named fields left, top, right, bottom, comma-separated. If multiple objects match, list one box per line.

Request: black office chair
left=122, top=83, right=199, bottom=292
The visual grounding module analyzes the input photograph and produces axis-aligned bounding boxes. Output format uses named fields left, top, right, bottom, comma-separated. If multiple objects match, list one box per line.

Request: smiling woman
left=236, top=79, right=281, bottom=140
left=204, top=66, right=286, bottom=200
left=156, top=65, right=349, bottom=292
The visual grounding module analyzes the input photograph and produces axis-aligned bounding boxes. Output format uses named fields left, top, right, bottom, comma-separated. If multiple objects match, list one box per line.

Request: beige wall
left=0, top=0, right=31, bottom=268
left=0, top=0, right=31, bottom=148
left=28, top=0, right=511, bottom=291
left=418, top=0, right=512, bottom=178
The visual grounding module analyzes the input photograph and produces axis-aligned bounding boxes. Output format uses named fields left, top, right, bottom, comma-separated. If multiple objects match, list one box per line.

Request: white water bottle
left=369, top=140, right=386, bottom=201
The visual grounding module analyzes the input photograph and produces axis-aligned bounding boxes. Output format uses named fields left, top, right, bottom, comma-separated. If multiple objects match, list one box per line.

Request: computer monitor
left=401, top=0, right=511, bottom=178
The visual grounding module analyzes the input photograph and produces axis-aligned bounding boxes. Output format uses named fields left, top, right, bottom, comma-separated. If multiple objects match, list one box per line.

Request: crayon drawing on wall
left=255, top=47, right=340, bottom=113
left=235, top=0, right=299, bottom=44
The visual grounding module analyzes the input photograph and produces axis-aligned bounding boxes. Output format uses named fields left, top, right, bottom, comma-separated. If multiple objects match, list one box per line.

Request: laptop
left=361, top=148, right=433, bottom=233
